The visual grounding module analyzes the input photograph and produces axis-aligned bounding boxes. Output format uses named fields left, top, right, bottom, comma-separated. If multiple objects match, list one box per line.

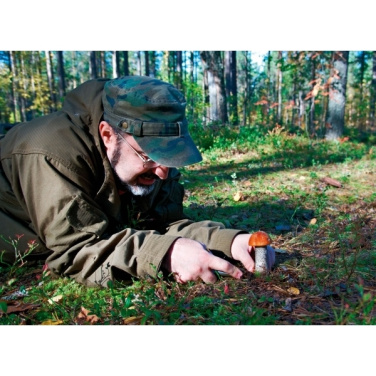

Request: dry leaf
left=309, top=218, right=317, bottom=225
left=233, top=191, right=244, bottom=202
left=41, top=319, right=64, bottom=325
left=48, top=295, right=63, bottom=304
left=76, top=306, right=99, bottom=324
left=320, top=177, right=342, bottom=188
left=3, top=302, right=39, bottom=314
left=123, top=316, right=143, bottom=324
left=287, top=287, right=300, bottom=296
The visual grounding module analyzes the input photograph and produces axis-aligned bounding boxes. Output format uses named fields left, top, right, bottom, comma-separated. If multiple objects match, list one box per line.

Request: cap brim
left=133, top=134, right=202, bottom=168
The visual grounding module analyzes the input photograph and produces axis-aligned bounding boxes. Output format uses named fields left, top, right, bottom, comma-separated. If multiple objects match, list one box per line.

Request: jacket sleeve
left=2, top=153, right=180, bottom=287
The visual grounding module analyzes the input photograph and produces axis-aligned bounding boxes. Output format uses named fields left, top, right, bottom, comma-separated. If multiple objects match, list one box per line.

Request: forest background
left=1, top=1, right=375, bottom=375
left=1, top=50, right=375, bottom=143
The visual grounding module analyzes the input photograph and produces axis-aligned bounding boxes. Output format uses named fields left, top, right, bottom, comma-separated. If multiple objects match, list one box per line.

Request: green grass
left=1, top=125, right=375, bottom=325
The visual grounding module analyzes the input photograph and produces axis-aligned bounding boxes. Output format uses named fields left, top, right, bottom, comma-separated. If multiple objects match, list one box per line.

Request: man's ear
left=99, top=121, right=116, bottom=149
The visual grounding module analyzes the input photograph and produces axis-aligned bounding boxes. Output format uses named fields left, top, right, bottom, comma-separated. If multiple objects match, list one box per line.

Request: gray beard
left=125, top=183, right=156, bottom=196
left=110, top=143, right=157, bottom=197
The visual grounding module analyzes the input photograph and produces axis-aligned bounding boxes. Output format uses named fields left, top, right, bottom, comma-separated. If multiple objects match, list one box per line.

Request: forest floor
left=1, top=125, right=375, bottom=325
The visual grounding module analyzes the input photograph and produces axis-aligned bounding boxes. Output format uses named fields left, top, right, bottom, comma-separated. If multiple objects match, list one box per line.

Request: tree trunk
left=144, top=51, right=150, bottom=76
left=112, top=51, right=120, bottom=78
left=123, top=51, right=129, bottom=76
left=57, top=51, right=66, bottom=100
left=225, top=51, right=238, bottom=124
left=149, top=51, right=156, bottom=77
left=89, top=51, right=97, bottom=79
left=189, top=52, right=194, bottom=83
left=325, top=51, right=349, bottom=140
left=137, top=51, right=142, bottom=75
left=200, top=51, right=228, bottom=124
left=242, top=51, right=250, bottom=126
left=357, top=51, right=366, bottom=131
left=308, top=54, right=316, bottom=136
left=202, top=66, right=210, bottom=124
left=45, top=51, right=57, bottom=111
left=9, top=51, right=20, bottom=122
left=176, top=51, right=183, bottom=89
left=277, top=51, right=283, bottom=125
left=370, top=51, right=376, bottom=129
left=99, top=51, right=105, bottom=78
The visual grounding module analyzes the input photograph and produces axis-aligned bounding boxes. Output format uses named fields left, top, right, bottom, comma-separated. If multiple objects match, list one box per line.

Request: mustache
left=140, top=172, right=160, bottom=180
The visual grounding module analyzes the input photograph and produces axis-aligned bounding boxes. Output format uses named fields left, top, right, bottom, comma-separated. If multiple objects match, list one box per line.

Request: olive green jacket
left=0, top=79, right=243, bottom=287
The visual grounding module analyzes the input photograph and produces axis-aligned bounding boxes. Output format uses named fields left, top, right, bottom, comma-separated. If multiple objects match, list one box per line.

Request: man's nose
left=153, top=165, right=169, bottom=180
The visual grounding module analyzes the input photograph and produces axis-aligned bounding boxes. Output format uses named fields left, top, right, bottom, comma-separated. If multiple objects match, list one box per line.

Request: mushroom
left=248, top=231, right=272, bottom=273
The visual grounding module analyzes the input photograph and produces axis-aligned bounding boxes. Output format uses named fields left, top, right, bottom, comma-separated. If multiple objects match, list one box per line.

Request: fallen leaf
left=76, top=306, right=100, bottom=324
left=320, top=177, right=342, bottom=188
left=123, top=316, right=143, bottom=324
left=2, top=302, right=39, bottom=314
left=233, top=191, right=244, bottom=202
left=41, top=319, right=64, bottom=325
left=309, top=218, right=317, bottom=225
left=287, top=287, right=300, bottom=295
left=48, top=295, right=63, bottom=304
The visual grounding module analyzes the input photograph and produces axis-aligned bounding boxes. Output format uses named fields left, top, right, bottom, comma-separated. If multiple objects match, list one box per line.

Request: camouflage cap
left=102, top=76, right=202, bottom=167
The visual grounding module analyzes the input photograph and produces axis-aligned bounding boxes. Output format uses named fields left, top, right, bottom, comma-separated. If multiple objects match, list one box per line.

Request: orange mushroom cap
left=248, top=231, right=271, bottom=247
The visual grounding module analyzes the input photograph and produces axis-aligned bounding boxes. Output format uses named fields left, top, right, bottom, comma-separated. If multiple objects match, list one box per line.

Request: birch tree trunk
left=325, top=51, right=349, bottom=140
left=45, top=51, right=57, bottom=111
left=112, top=51, right=120, bottom=78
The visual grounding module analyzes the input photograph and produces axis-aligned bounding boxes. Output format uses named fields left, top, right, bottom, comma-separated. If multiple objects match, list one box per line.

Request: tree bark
left=370, top=51, right=376, bottom=128
left=45, top=51, right=57, bottom=111
left=144, top=51, right=150, bottom=76
left=137, top=51, right=142, bottom=75
left=189, top=52, right=194, bottom=83
left=200, top=51, right=228, bottom=124
left=277, top=51, right=283, bottom=125
left=112, top=51, right=120, bottom=78
left=357, top=51, right=366, bottom=131
left=9, top=51, right=20, bottom=122
left=123, top=51, right=129, bottom=76
left=149, top=51, right=156, bottom=77
left=325, top=51, right=349, bottom=140
left=57, top=51, right=66, bottom=99
left=225, top=51, right=238, bottom=124
left=89, top=51, right=97, bottom=79
left=176, top=51, right=183, bottom=89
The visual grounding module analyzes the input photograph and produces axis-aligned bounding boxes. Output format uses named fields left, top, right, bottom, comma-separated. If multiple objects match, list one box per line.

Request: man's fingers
left=209, top=257, right=243, bottom=279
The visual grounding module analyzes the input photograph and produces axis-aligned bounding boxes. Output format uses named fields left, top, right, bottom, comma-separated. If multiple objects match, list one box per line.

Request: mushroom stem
left=248, top=231, right=272, bottom=274
left=254, top=246, right=268, bottom=273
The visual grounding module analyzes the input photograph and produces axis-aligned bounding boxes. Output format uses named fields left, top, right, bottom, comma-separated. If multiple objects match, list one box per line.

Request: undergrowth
left=1, top=125, right=375, bottom=325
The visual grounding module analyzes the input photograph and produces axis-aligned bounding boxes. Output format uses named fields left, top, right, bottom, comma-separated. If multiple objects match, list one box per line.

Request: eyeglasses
left=117, top=132, right=160, bottom=168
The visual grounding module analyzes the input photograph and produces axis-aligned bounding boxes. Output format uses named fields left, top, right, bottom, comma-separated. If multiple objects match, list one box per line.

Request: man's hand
left=230, top=233, right=276, bottom=272
left=162, top=238, right=243, bottom=283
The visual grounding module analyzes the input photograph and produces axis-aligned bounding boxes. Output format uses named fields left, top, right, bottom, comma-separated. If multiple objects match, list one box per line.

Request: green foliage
left=1, top=118, right=375, bottom=325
